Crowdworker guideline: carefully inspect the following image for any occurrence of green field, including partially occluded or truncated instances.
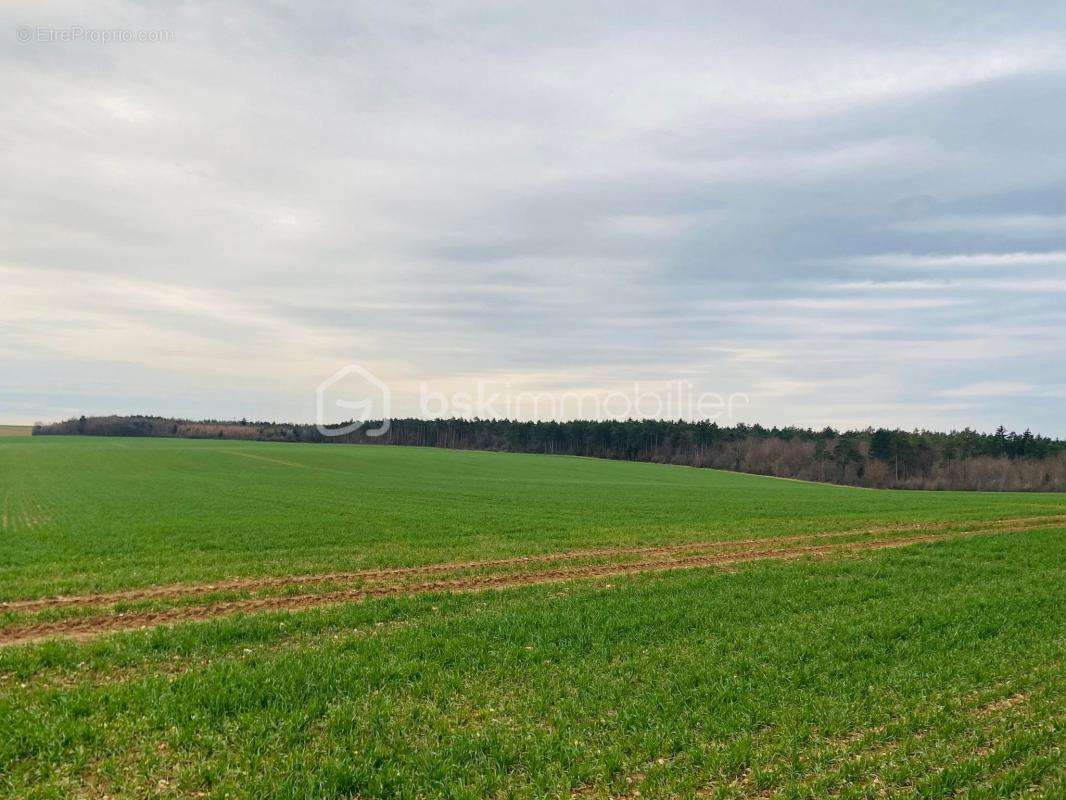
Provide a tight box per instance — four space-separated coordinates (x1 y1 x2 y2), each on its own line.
0 436 1062 798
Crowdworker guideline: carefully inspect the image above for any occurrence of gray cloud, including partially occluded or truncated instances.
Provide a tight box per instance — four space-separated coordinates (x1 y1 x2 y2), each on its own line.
2 1 1066 433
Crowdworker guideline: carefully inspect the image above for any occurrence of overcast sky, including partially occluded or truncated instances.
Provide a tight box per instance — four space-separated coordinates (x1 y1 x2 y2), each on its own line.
3 2 1066 433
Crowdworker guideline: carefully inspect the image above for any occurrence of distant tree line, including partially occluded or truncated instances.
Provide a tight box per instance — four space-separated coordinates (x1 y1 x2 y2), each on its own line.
34 415 1066 492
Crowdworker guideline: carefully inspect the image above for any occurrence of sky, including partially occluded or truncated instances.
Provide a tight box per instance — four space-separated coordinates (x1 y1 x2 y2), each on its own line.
3 1 1066 434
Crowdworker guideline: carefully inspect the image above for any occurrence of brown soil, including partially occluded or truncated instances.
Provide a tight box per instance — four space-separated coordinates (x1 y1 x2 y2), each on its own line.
5 514 1063 614
0 522 1056 647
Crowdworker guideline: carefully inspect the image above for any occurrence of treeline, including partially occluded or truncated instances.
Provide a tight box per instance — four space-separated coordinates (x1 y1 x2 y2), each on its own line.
34 415 1066 492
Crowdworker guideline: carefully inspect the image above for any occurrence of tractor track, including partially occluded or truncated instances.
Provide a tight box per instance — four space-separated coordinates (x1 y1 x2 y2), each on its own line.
4 513 1064 614
1 522 1059 646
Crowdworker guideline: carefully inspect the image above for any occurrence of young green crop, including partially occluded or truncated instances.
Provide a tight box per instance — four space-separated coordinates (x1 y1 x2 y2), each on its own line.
2 435 1065 599
0 530 1061 799
1 436 1063 798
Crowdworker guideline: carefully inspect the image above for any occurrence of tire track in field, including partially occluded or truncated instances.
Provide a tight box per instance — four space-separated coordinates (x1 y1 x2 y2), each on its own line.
5 514 1065 613
217 449 308 468
0 523 1057 646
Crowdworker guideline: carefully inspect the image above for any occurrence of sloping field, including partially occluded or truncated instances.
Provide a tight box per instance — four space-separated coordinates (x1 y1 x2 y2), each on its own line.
2 435 1065 599
0 436 1062 798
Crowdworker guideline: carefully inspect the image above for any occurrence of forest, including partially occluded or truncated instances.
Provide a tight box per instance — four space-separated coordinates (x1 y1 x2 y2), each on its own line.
34 415 1066 491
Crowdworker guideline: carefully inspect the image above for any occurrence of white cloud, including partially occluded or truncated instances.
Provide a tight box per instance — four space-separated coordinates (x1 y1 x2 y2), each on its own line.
939 382 1035 398
756 298 966 311
849 252 1066 269
2 1 1066 434
827 279 1066 292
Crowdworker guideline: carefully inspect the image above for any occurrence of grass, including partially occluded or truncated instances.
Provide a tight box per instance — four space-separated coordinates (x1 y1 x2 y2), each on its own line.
0 532 1062 798
0 426 31 437
1 435 1065 599
0 436 1062 798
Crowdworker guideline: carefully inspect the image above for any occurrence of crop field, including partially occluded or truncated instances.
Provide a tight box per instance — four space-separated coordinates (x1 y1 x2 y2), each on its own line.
0 435 1062 798
0 426 31 437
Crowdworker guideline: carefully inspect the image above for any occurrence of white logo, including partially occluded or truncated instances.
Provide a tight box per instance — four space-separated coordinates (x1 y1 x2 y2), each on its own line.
316 364 391 437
